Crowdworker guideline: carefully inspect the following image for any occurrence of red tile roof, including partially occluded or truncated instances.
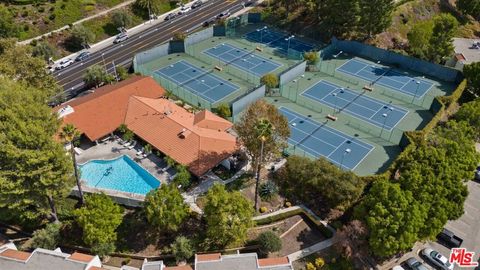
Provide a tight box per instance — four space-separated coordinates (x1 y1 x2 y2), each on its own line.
196 253 222 262
55 76 165 141
68 252 95 263
258 257 290 267
124 97 237 176
0 249 31 261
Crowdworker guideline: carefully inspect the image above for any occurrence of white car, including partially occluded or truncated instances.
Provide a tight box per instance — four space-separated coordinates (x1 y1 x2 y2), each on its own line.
55 58 74 70
422 248 454 270
178 5 191 15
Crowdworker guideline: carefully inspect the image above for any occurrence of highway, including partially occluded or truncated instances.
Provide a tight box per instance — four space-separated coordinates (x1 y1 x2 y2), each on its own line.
52 0 247 99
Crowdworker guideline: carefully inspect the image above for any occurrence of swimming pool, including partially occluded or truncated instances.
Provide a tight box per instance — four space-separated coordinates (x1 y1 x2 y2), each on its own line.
80 155 160 195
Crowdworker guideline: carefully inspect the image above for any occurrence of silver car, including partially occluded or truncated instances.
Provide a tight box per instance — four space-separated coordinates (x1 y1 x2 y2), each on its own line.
406 257 429 270
422 248 454 270
113 33 128 44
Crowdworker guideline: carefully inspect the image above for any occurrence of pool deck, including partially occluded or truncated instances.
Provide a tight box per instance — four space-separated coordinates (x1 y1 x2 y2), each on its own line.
77 139 175 187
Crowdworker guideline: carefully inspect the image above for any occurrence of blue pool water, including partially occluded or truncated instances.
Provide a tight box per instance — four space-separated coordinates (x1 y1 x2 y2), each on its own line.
80 155 160 195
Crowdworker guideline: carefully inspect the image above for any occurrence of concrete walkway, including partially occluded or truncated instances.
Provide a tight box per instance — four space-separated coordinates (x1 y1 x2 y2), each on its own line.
19 0 135 45
287 237 338 261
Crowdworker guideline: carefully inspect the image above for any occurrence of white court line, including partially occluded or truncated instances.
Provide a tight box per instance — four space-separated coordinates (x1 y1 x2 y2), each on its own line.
203 43 282 76
280 107 374 152
301 80 406 130
279 108 374 170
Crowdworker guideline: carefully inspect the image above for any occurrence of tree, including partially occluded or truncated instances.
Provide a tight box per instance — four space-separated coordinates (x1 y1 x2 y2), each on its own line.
256 231 282 255
463 62 480 97
74 193 123 257
32 42 56 62
427 14 458 63
115 65 129 81
303 51 319 68
135 0 167 15
320 0 359 37
143 144 153 155
204 184 254 247
67 24 95 51
456 0 480 20
357 0 395 38
30 223 61 249
407 20 434 60
276 156 364 210
144 184 189 232
0 39 61 96
0 6 19 38
173 31 187 41
173 165 191 189
455 99 480 137
355 180 425 257
334 220 368 260
164 156 177 168
84 65 114 88
123 129 134 141
112 10 132 29
0 78 74 223
59 124 84 205
171 236 194 263
234 100 289 211
216 103 232 119
260 73 279 93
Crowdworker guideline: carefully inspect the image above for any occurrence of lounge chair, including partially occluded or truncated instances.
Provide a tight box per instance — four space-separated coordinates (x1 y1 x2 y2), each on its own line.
123 140 131 147
128 140 137 150
136 148 144 156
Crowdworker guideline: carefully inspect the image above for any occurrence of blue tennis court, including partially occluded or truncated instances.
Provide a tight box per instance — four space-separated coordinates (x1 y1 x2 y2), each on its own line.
280 107 374 170
301 80 408 130
245 28 315 54
154 60 239 103
203 43 282 77
337 58 434 98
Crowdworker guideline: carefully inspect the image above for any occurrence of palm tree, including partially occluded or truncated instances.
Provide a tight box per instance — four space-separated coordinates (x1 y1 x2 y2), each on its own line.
60 124 84 205
253 118 274 212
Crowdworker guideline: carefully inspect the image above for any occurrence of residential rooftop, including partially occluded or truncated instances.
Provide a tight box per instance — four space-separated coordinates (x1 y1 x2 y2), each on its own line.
194 252 293 270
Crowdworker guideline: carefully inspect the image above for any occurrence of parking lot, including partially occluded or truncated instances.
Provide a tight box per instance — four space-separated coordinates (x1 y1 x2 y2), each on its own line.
380 178 480 270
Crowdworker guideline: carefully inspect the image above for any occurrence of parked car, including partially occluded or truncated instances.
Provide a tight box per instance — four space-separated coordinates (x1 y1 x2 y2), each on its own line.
164 12 176 21
178 5 191 15
113 33 128 44
475 165 480 181
406 257 429 270
217 10 231 19
437 228 463 248
192 0 203 9
422 248 454 270
243 0 253 6
55 58 74 70
393 266 406 270
75 51 90 62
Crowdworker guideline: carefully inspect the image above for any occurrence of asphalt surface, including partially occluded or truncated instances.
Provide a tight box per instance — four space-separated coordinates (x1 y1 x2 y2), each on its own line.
52 0 246 98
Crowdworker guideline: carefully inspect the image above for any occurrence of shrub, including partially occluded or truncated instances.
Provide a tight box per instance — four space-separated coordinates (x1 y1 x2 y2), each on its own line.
49 14 56 20
315 257 325 268
260 206 267 213
30 223 61 249
256 231 282 255
171 236 194 263
306 262 316 270
259 181 278 200
284 201 291 207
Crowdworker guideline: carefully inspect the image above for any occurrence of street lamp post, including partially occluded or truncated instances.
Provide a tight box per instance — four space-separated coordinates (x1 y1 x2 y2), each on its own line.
257 26 268 44
340 148 351 170
333 50 343 58
101 53 106 72
285 35 295 58
380 112 389 138
412 80 420 103
254 135 266 212
332 92 338 114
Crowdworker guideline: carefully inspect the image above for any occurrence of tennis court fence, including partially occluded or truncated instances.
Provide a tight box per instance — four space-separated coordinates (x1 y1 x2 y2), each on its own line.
331 38 463 83
279 61 307 88
231 85 266 121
